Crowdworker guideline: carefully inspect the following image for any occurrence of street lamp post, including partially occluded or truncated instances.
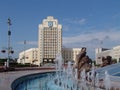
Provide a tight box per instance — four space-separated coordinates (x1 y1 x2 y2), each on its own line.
24 40 26 64
1 18 14 68
7 18 12 68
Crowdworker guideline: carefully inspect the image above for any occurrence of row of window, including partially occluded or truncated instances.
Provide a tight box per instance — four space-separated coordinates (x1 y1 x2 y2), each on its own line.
44 49 58 51
43 27 58 30
44 39 58 41
44 44 58 46
44 42 58 44
44 43 57 48
44 35 58 38
43 32 58 34
44 48 58 50
43 43 61 46
44 49 57 53
39 34 61 39
44 37 58 39
44 54 56 56
43 32 61 35
43 30 58 32
44 54 56 58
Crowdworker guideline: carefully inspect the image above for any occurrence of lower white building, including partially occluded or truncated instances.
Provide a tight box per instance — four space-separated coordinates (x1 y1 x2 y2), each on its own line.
95 48 111 64
17 48 38 65
112 46 120 62
95 45 120 64
18 47 82 65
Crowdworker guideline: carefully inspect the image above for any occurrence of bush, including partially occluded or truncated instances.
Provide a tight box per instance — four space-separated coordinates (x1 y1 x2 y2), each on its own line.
0 58 7 66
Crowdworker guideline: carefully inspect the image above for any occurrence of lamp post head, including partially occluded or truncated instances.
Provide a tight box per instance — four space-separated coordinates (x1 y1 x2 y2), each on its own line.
8 18 12 25
11 50 14 54
1 50 6 53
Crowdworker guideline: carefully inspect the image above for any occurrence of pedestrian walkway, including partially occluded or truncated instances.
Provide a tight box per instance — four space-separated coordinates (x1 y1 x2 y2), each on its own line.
0 69 55 90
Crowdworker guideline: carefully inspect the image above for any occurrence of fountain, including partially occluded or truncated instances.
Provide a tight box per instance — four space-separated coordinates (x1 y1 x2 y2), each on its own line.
47 53 78 90
46 49 117 90
46 52 95 90
12 48 120 90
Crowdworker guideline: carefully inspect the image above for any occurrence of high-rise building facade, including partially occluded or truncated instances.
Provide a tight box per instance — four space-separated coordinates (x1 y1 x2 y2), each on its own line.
38 16 62 65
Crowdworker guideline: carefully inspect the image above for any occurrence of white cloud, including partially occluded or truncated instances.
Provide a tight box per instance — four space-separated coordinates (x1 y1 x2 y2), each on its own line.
63 29 120 59
63 30 120 47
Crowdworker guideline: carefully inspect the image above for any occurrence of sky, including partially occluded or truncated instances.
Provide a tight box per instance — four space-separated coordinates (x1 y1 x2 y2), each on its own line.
0 0 120 59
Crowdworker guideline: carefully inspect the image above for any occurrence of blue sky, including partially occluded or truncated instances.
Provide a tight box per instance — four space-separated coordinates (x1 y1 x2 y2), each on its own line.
0 0 120 59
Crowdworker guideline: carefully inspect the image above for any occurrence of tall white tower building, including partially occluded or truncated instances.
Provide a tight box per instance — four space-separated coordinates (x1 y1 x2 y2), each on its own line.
38 16 62 65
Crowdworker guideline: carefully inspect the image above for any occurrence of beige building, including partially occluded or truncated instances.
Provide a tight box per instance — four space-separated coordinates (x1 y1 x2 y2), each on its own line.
38 16 62 65
62 48 81 63
17 48 38 64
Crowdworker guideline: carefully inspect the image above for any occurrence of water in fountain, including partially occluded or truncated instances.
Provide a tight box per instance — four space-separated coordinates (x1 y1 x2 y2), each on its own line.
47 53 80 90
47 53 109 90
95 73 99 87
79 69 88 90
104 71 111 90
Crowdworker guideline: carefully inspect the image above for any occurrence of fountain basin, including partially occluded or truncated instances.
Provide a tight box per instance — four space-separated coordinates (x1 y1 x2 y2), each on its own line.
11 72 55 90
11 62 120 90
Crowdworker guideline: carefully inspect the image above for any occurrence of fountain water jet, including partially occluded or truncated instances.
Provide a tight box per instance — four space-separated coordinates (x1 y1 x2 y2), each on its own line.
104 71 111 90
